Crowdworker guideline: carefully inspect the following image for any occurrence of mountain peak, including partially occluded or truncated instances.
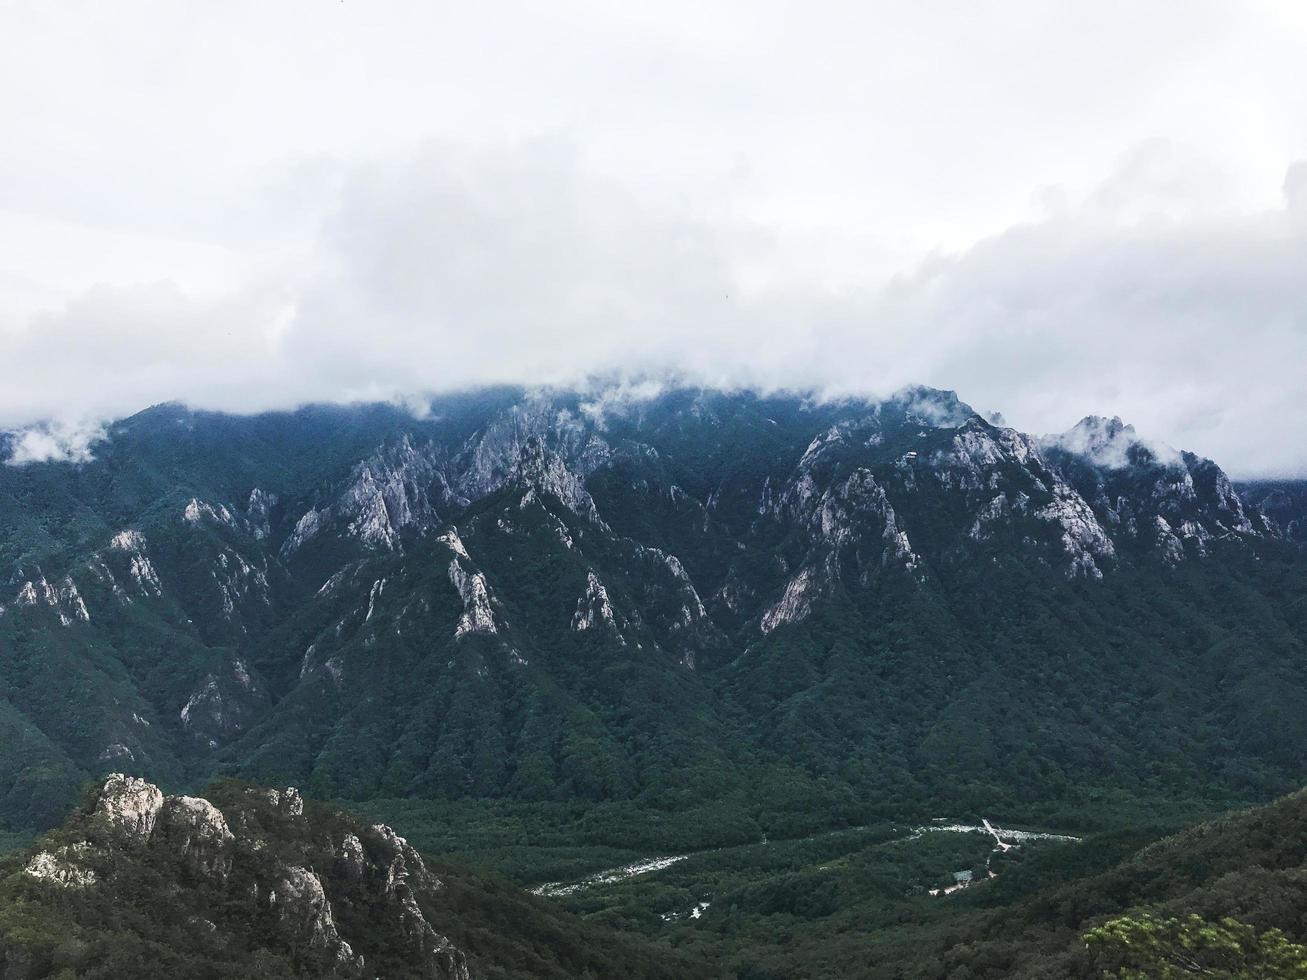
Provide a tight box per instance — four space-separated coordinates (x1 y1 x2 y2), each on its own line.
1044 414 1178 470
886 385 976 428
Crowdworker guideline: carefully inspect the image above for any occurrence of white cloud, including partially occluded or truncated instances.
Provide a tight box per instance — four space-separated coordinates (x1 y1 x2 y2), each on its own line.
2 3 1307 475
1039 416 1183 471
5 419 106 466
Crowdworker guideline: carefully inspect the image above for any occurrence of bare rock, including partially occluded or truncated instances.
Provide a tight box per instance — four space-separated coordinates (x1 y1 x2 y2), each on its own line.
158 795 235 879
24 845 96 888
272 866 364 972
96 773 164 841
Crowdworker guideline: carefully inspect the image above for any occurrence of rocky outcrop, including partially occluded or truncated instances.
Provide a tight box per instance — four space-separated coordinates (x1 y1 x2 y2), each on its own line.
104 529 163 598
246 488 278 539
211 547 271 619
339 833 366 878
340 438 442 550
179 659 269 747
17 777 476 978
1043 416 1274 563
252 785 305 817
23 844 96 888
448 560 499 638
513 436 608 529
448 397 611 503
761 566 822 634
764 445 923 616
1153 515 1187 565
435 526 504 638
435 526 471 560
273 866 364 971
627 544 721 666
96 773 164 840
1041 415 1174 470
157 795 235 879
367 822 468 976
284 507 323 553
1239 481 1307 544
11 572 90 626
1036 482 1116 580
572 571 627 642
183 498 237 527
282 436 449 556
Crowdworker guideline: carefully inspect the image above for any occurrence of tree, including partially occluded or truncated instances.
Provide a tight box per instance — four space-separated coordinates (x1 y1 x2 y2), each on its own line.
1084 912 1307 979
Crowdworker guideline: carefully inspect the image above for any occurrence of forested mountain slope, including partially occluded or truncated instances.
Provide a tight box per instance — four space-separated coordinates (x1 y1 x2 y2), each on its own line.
2 386 1304 835
1239 479 1307 545
868 784 1307 978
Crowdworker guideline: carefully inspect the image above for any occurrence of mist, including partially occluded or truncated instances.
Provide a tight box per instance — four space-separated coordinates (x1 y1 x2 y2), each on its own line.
3 2 1306 476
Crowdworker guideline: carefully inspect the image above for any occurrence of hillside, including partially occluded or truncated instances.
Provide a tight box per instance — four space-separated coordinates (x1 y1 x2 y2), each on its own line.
874 784 1307 978
1 385 1305 841
515 784 1307 978
0 775 701 979
1238 480 1307 545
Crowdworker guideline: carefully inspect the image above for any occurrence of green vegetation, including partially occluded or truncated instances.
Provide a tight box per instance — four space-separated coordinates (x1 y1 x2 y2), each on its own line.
0 779 705 980
2 390 1307 975
533 786 1307 978
8 779 1307 978
2 392 1305 840
1085 914 1307 979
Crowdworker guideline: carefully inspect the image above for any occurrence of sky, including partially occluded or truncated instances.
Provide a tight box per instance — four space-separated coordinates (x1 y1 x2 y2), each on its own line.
2 1 1306 476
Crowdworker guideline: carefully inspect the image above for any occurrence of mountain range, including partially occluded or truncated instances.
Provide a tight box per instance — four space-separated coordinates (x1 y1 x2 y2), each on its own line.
2 384 1305 840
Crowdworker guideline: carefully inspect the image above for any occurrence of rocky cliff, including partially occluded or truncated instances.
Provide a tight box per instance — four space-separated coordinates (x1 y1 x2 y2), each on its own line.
0 776 696 980
9 775 469 979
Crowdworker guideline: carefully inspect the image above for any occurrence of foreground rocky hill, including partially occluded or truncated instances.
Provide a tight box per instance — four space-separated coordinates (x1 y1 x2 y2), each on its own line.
0 775 698 979
1 385 1305 834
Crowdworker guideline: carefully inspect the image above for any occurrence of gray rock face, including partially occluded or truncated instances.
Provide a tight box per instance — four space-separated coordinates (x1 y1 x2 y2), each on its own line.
513 436 608 528
1041 415 1166 470
10 573 89 627
246 488 278 539
626 544 720 666
448 396 611 503
104 529 163 598
273 865 364 971
183 498 237 527
24 845 96 888
207 388 1281 666
372 822 441 894
158 795 235 879
96 773 164 840
282 436 449 556
369 824 468 980
339 833 366 878
572 571 627 642
1153 515 1187 565
20 777 476 978
179 659 269 747
761 566 821 634
339 437 444 550
448 560 499 638
256 785 305 817
1036 482 1116 580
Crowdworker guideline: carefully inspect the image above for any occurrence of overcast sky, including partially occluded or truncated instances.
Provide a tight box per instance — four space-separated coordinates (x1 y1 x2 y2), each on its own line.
2 1 1306 475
